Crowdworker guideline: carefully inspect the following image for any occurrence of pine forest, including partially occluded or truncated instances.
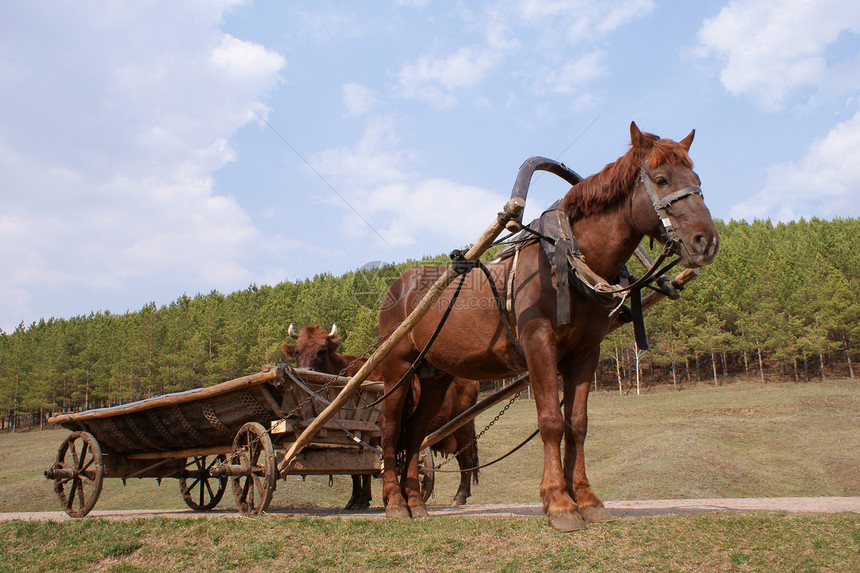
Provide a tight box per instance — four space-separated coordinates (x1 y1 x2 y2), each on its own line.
1 218 857 431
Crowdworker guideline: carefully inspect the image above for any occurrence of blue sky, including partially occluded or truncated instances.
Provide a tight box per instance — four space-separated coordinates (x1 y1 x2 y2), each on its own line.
2 0 859 331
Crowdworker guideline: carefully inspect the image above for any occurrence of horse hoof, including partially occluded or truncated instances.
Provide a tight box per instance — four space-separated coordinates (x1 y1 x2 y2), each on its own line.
451 494 468 507
579 505 614 523
409 505 430 519
386 505 411 519
548 511 587 532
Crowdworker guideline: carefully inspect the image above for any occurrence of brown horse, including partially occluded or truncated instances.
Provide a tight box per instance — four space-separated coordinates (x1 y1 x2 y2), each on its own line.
377 122 719 531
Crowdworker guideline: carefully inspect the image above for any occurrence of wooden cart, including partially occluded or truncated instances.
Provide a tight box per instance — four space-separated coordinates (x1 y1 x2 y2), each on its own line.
43 194 527 520
44 364 433 517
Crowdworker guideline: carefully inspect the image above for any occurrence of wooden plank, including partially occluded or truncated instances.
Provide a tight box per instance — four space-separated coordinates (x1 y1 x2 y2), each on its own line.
279 197 525 473
282 448 381 476
289 368 384 392
124 445 230 460
48 365 284 425
297 418 380 433
257 385 285 418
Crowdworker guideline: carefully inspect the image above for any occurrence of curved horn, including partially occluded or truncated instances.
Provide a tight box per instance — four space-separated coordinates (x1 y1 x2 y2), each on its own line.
329 323 339 338
288 323 298 338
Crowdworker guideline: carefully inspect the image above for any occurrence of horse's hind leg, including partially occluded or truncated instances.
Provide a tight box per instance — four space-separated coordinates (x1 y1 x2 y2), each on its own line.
561 354 613 524
451 422 477 506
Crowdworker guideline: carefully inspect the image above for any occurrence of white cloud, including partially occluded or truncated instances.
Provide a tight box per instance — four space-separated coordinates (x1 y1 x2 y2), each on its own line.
533 50 606 95
394 0 653 107
342 83 380 116
729 110 860 221
517 0 654 41
308 117 504 249
0 2 285 329
311 116 416 187
361 179 504 247
697 0 860 109
292 8 367 43
397 45 503 108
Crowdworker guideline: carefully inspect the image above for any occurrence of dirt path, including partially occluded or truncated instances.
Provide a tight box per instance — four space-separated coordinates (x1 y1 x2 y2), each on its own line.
3 497 858 523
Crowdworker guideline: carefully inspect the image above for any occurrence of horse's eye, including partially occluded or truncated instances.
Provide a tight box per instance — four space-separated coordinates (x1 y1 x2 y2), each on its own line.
655 176 668 185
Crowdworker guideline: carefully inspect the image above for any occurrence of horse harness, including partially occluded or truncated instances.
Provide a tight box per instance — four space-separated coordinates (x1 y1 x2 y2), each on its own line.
497 163 702 350
384 159 701 415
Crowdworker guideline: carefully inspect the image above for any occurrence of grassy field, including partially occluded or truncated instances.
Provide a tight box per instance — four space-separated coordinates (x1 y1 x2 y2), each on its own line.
2 513 858 572
1 379 858 572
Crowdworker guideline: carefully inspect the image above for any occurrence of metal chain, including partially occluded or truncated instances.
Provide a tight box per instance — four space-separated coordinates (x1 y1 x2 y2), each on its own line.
435 387 524 471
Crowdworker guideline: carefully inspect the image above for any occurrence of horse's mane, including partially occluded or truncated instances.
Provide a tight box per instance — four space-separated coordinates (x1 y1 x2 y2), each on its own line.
562 132 694 220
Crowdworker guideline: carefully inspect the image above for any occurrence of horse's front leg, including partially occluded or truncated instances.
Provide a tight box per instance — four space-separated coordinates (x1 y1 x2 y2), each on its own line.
401 375 453 518
522 330 586 531
561 353 614 524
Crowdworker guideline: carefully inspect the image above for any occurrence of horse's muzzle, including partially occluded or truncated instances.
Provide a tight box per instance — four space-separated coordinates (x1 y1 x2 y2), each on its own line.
684 232 719 267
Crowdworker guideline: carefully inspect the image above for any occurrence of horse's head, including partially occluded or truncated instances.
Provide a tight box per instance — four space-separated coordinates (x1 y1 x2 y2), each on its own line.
628 122 719 268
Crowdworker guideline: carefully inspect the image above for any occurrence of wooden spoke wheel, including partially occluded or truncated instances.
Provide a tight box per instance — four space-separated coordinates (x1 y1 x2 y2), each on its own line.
230 422 276 516
419 448 435 502
49 431 104 518
180 454 227 511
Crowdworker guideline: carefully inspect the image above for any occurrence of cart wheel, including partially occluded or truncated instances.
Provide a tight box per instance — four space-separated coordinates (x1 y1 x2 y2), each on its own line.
50 431 104 518
230 422 276 516
419 448 435 502
180 454 227 511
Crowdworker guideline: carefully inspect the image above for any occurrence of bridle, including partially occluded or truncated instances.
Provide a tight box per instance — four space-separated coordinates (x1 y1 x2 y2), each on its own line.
636 161 703 256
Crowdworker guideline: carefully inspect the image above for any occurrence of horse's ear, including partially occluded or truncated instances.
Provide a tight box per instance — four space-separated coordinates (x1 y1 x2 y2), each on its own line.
679 129 695 150
630 121 643 148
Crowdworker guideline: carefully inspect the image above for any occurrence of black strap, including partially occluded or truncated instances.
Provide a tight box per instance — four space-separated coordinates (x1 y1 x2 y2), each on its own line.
555 238 573 325
475 261 526 361
630 286 648 350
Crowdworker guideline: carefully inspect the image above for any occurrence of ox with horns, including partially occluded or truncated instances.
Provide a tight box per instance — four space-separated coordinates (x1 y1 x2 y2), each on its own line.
282 323 481 509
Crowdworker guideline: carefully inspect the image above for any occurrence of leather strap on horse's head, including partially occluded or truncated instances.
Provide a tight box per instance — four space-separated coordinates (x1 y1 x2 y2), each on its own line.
638 162 702 253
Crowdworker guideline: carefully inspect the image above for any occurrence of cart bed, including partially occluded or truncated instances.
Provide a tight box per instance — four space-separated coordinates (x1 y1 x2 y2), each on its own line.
47 365 384 456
